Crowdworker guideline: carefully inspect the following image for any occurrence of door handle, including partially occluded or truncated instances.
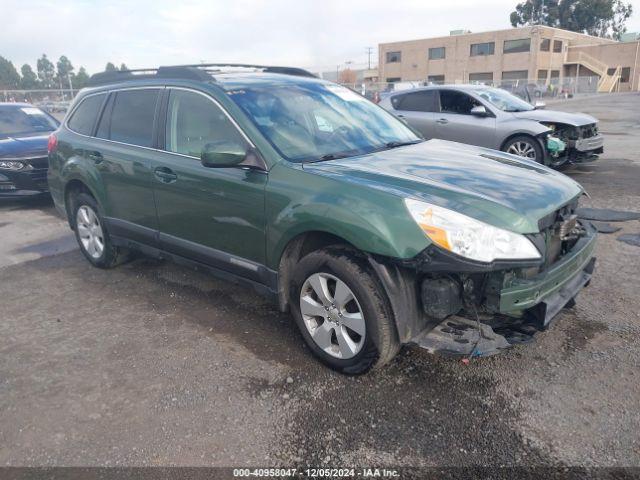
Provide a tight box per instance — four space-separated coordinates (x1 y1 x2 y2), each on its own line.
154 167 178 183
87 151 103 164
436 118 449 125
396 114 405 118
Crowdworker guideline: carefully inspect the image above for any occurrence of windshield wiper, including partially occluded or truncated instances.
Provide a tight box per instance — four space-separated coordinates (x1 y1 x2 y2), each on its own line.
372 139 423 152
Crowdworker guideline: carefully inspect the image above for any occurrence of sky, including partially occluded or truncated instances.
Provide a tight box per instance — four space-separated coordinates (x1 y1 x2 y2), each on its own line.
2 0 640 75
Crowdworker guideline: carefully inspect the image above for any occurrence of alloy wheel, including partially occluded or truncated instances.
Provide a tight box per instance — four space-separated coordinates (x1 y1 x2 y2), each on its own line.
507 141 536 159
299 272 366 359
76 205 105 259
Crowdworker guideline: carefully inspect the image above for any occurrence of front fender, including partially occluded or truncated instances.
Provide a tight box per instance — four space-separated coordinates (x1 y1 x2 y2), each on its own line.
265 163 430 270
497 119 551 149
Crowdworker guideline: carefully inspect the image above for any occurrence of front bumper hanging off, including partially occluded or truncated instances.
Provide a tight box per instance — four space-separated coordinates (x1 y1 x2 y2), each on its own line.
409 222 598 357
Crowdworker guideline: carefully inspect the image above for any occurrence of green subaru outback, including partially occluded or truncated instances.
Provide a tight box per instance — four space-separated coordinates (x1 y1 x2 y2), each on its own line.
47 64 596 374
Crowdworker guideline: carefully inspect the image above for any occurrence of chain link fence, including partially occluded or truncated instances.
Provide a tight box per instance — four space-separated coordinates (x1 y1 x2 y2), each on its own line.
340 75 602 103
3 75 604 113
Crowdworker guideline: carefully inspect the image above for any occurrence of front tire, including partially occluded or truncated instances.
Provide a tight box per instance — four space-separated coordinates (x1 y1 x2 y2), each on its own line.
290 247 399 374
502 135 544 164
72 192 129 269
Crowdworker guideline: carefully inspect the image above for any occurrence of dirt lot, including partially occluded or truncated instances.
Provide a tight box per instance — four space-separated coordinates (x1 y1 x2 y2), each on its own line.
0 93 639 469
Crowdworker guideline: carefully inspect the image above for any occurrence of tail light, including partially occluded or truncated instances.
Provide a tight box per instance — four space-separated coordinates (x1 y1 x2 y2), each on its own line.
47 133 58 154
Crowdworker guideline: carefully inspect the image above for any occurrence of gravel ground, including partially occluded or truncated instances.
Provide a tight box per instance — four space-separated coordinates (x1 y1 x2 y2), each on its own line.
0 93 638 469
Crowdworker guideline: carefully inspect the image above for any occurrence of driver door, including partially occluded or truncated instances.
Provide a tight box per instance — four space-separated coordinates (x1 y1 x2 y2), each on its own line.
434 89 496 148
151 88 268 278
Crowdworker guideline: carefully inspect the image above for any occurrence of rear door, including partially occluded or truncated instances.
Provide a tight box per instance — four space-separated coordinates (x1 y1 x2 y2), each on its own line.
93 88 161 245
151 88 268 282
391 90 438 138
434 89 496 148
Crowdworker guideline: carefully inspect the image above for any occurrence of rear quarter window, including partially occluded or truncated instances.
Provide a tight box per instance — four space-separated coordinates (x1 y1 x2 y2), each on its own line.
67 94 106 136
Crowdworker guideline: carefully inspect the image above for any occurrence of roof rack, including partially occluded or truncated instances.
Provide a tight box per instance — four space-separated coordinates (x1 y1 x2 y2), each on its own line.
88 63 317 86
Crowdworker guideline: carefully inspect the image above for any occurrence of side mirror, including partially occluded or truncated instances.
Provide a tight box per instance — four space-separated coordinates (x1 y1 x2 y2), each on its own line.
201 142 247 168
534 101 546 110
470 105 489 117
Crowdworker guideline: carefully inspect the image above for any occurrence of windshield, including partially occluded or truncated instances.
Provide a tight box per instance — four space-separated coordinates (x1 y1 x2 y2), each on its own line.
475 88 534 112
0 105 58 138
226 82 421 162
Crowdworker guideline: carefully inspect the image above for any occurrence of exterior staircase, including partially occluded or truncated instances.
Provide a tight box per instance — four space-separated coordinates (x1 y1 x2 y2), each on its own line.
564 49 621 93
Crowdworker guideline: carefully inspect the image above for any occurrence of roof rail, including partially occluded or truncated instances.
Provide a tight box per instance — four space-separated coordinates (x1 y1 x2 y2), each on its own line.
88 63 316 86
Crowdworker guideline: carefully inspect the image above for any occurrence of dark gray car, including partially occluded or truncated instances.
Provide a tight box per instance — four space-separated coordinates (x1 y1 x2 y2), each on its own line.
379 85 604 168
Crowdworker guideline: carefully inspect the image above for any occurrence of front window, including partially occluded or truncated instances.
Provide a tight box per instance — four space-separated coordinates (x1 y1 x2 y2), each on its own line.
226 82 421 162
0 105 58 138
475 87 534 112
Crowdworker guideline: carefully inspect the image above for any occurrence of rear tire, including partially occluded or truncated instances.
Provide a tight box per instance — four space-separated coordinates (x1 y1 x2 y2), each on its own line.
71 192 129 269
502 135 544 164
290 247 400 374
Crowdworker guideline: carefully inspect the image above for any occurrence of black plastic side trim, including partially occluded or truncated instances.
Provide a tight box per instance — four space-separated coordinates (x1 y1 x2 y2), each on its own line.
158 232 277 290
104 217 158 247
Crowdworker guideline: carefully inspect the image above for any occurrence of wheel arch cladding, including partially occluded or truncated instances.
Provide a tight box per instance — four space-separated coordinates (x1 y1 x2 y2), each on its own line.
276 231 358 313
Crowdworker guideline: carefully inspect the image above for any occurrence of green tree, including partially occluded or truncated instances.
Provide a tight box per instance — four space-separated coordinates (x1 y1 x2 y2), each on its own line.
56 55 75 88
37 54 56 88
0 56 21 89
73 67 90 89
119 63 128 71
510 0 633 39
20 64 39 89
105 62 117 72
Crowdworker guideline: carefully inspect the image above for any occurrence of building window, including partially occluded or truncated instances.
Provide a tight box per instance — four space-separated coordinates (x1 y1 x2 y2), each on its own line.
537 69 548 81
427 75 445 84
540 39 550 52
470 42 495 56
469 72 493 83
607 67 617 75
503 38 531 54
428 47 445 60
550 70 560 84
386 51 401 63
621 67 631 83
386 77 401 83
553 40 563 53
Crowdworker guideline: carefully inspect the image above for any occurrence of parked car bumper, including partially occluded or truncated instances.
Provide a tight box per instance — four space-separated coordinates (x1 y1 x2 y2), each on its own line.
574 134 604 153
0 168 50 197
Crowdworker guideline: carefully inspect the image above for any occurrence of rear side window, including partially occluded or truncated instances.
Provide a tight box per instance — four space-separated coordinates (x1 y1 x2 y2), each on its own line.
67 94 106 136
108 89 159 147
394 91 437 112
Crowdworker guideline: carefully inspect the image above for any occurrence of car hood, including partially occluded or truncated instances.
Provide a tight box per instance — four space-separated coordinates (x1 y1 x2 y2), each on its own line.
303 140 583 234
511 109 597 126
0 133 49 158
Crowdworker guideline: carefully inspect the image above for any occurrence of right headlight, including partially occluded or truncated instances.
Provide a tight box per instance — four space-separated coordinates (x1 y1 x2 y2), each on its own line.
404 198 541 263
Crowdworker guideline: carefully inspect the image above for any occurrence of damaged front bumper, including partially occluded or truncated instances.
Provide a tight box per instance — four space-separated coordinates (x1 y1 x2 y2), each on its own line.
371 222 597 358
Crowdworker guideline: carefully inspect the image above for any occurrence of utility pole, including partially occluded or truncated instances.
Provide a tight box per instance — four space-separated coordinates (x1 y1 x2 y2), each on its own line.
365 47 373 70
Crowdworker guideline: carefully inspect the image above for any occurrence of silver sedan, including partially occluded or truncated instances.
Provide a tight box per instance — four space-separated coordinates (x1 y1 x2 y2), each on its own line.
379 85 603 168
